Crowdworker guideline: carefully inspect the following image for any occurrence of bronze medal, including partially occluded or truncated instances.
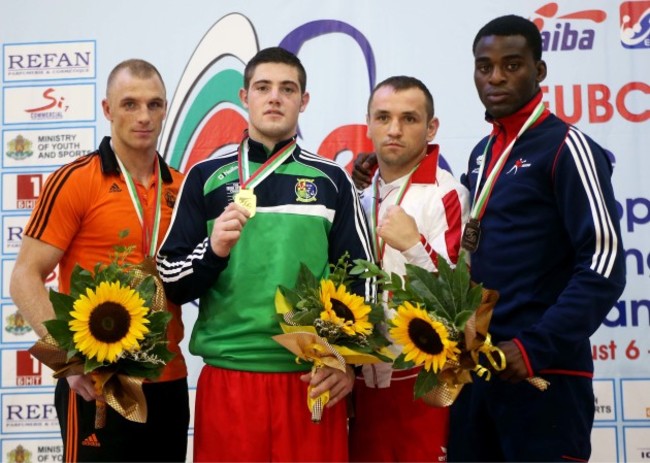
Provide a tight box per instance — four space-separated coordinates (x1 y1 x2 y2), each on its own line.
461 218 481 252
234 188 256 217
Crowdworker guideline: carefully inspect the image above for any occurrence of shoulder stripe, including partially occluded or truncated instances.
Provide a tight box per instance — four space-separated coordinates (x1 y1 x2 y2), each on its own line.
347 179 375 300
293 151 339 193
298 149 340 167
25 154 96 239
565 128 618 277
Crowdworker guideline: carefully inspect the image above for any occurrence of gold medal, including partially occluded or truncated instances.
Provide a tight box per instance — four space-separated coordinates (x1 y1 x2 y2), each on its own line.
234 188 256 217
461 218 481 252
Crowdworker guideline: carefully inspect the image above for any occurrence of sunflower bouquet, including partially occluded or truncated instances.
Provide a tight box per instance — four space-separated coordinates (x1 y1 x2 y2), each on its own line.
273 253 392 422
350 251 546 406
28 238 174 427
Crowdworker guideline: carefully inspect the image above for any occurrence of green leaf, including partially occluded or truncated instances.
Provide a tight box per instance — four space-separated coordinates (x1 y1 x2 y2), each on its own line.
43 319 74 349
392 353 416 370
48 290 75 321
454 310 474 331
149 342 176 363
452 251 471 315
83 357 105 374
136 276 156 307
436 256 458 319
290 308 319 325
408 280 450 319
351 259 384 277
146 311 172 336
461 284 484 323
295 263 319 292
368 302 386 325
414 368 439 399
278 286 300 309
69 266 94 299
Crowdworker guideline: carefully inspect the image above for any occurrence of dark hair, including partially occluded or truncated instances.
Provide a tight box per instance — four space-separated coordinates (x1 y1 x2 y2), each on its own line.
473 15 543 61
368 75 435 120
243 47 307 94
106 59 165 95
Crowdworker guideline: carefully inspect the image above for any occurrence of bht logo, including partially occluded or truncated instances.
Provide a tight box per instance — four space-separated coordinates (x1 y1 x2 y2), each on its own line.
16 173 44 209
16 350 42 386
620 1 650 49
531 3 607 51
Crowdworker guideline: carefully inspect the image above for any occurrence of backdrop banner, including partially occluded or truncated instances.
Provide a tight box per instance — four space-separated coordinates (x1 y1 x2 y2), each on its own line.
1 1 648 461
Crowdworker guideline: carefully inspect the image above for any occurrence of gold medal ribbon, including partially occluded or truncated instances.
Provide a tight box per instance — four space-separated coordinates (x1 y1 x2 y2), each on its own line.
235 132 297 217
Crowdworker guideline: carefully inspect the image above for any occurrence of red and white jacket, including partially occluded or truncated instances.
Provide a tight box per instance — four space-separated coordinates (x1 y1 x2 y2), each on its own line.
359 144 470 387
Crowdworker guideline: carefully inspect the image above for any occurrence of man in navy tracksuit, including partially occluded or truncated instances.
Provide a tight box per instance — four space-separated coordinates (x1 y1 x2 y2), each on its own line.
447 15 626 462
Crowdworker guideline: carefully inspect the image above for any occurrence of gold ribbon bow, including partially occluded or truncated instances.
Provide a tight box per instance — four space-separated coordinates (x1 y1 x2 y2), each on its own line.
273 331 346 422
470 333 506 380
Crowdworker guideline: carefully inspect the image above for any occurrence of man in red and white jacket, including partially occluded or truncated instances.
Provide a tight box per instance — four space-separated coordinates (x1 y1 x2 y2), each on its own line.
349 75 469 462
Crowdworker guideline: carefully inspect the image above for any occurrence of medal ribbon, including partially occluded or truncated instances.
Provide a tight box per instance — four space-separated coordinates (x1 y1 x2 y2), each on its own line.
114 154 162 258
238 135 297 190
469 102 545 220
370 164 418 262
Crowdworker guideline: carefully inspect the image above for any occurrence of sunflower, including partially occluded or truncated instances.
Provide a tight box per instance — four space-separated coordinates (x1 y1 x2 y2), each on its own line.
69 281 151 363
319 279 372 336
390 301 460 373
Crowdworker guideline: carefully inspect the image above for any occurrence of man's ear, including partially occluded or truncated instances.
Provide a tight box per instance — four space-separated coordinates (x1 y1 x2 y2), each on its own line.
239 88 249 109
299 91 310 113
101 99 112 121
536 60 547 84
426 117 440 142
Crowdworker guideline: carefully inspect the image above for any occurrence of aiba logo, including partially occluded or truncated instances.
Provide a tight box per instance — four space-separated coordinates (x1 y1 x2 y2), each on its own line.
620 1 650 49
531 3 607 51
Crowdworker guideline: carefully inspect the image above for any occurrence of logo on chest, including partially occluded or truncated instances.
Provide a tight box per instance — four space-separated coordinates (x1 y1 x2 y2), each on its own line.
295 178 317 203
506 158 531 175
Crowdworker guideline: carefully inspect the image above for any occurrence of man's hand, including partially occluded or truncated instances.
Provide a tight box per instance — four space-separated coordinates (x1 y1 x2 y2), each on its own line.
352 152 378 190
497 340 529 383
67 374 101 402
377 205 420 251
300 365 355 408
210 202 250 257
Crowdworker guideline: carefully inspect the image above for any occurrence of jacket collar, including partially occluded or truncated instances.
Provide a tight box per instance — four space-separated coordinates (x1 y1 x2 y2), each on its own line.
486 91 550 140
247 134 297 158
410 144 440 184
98 136 174 183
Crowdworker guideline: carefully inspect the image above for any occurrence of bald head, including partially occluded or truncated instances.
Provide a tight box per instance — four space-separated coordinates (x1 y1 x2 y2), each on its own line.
106 59 165 98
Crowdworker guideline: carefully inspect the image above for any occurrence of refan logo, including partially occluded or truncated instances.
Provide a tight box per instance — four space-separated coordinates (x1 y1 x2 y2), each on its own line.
531 3 607 51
